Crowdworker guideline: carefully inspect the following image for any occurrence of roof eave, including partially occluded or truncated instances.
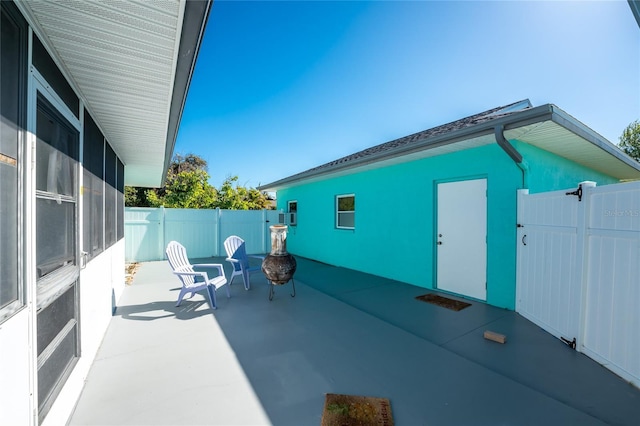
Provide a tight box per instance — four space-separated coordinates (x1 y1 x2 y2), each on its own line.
260 105 640 192
161 0 212 187
258 105 555 191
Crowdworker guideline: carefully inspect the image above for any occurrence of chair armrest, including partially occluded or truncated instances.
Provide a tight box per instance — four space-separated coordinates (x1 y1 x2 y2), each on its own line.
225 257 240 264
173 269 209 281
192 263 225 277
248 255 265 261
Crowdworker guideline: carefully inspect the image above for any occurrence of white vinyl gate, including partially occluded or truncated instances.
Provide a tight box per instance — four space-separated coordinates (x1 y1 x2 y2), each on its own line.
517 180 640 388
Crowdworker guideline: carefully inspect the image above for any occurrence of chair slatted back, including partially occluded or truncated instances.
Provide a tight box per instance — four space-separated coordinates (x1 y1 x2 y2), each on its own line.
166 241 195 287
224 236 249 272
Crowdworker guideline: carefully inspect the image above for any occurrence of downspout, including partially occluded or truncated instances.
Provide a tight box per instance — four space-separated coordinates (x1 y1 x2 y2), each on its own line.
494 124 529 188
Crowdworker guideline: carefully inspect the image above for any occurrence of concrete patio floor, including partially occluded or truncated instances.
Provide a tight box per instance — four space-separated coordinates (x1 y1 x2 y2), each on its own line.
69 256 640 425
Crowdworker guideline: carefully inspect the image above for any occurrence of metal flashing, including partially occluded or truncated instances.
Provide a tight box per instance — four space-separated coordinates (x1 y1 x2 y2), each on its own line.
630 1 640 27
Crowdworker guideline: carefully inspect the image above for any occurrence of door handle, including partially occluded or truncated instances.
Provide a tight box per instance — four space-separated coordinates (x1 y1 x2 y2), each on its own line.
522 234 527 246
80 251 89 269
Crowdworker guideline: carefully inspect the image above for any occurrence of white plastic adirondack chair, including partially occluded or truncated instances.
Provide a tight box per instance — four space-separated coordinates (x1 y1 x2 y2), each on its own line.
166 241 229 309
223 235 264 290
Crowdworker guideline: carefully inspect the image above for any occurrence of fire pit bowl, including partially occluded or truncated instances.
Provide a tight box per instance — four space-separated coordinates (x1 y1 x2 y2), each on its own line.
262 225 296 300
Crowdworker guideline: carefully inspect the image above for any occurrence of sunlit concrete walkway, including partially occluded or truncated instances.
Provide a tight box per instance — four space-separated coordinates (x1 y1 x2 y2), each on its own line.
69 257 640 425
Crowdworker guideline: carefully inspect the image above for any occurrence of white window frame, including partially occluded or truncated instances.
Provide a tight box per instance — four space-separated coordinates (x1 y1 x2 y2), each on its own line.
336 194 355 230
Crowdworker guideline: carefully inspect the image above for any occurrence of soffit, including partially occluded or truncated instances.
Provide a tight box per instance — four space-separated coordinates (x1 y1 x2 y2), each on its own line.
22 0 186 187
506 121 640 180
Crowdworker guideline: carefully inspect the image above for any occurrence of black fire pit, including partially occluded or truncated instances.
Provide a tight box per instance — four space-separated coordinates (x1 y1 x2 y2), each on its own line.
261 224 296 300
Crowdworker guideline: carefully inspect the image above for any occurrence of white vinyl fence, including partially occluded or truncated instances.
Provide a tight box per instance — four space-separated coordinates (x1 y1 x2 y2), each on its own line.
125 207 280 262
517 180 640 387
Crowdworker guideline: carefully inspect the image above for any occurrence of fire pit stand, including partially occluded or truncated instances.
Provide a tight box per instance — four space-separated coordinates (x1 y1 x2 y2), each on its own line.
267 277 295 301
261 225 297 301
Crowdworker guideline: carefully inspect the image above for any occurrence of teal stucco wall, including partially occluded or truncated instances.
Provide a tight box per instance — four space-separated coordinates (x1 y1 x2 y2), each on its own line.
513 141 619 192
276 142 620 310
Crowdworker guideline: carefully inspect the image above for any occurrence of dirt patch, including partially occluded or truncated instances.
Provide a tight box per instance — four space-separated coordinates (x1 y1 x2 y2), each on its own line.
321 393 394 426
125 263 140 285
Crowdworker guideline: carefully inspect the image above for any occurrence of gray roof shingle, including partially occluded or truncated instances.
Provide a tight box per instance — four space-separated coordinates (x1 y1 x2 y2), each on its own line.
261 100 532 189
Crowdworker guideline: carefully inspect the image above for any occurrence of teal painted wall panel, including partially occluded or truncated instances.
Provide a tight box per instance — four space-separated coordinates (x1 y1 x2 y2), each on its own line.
277 141 622 310
278 144 522 309
513 141 619 193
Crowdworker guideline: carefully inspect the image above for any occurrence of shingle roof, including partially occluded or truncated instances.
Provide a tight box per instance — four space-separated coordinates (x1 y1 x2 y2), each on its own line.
302 100 532 175
260 100 532 190
258 99 640 190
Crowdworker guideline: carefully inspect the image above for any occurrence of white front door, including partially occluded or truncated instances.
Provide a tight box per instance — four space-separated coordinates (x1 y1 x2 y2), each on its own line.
436 178 487 300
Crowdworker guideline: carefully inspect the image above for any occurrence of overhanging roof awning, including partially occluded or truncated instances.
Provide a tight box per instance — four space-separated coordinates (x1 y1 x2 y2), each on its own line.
18 0 211 187
259 103 640 191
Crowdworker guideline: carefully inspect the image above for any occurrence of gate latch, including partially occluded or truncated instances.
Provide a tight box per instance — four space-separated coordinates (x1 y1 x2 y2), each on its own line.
561 336 577 350
565 184 583 202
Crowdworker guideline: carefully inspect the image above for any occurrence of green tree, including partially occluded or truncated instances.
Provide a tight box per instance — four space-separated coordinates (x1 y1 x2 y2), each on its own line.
216 176 272 210
149 168 218 209
124 153 272 210
124 186 152 207
619 120 640 161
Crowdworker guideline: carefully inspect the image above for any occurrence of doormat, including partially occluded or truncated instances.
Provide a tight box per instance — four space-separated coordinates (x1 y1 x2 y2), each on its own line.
321 393 394 426
415 293 471 311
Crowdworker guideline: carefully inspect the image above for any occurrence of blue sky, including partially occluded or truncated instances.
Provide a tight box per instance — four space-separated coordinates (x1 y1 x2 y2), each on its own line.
175 0 639 189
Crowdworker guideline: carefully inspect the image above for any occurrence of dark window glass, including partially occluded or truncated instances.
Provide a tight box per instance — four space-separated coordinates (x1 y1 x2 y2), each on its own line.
105 143 116 187
117 159 124 193
90 173 104 256
116 159 124 240
104 144 116 247
117 190 124 241
83 111 103 177
32 35 79 118
1 6 20 158
82 111 104 258
36 110 77 196
82 169 90 257
105 184 116 248
0 1 26 316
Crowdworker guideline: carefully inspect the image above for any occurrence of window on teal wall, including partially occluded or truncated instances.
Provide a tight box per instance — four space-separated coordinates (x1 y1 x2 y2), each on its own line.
336 194 355 229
